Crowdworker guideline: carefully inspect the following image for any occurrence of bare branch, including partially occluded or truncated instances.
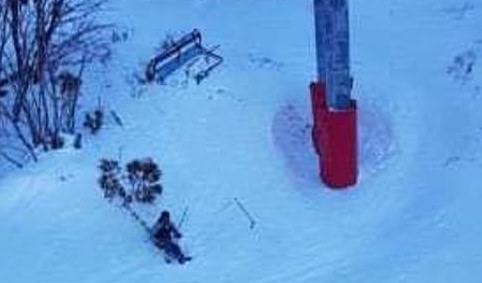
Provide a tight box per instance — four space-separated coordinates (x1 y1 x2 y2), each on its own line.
0 0 111 165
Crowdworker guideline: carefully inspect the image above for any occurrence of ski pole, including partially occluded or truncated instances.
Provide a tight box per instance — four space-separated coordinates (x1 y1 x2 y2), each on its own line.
177 206 189 229
233 197 256 230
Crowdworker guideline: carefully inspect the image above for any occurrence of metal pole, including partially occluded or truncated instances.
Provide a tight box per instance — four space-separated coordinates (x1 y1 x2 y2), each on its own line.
311 0 358 188
314 0 352 110
314 0 328 84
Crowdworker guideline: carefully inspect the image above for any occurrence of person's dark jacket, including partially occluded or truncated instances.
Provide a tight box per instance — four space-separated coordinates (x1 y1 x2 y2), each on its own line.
151 218 182 245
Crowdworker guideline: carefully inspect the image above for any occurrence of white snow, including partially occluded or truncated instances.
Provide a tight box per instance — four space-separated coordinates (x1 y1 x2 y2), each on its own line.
1 0 482 282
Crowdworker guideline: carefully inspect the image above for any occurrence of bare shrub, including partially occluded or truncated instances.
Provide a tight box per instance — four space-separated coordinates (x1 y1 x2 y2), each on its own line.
0 0 112 166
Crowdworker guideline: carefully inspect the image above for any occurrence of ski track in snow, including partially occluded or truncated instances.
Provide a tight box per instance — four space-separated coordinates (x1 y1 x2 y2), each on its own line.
1 0 482 282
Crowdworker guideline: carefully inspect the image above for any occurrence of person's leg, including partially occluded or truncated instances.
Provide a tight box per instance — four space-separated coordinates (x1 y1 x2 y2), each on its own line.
165 242 188 263
167 242 182 256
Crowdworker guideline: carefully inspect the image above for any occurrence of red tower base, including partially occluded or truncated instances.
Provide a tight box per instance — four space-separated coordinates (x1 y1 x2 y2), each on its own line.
310 82 358 189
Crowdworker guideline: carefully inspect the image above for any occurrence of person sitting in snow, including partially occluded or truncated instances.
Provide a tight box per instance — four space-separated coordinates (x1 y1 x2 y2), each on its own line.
151 210 191 264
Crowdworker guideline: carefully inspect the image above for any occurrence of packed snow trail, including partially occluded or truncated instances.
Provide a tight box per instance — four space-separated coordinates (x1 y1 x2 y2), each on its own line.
1 0 482 282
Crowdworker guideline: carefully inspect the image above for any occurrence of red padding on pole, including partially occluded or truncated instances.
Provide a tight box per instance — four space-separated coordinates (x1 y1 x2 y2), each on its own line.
310 82 358 189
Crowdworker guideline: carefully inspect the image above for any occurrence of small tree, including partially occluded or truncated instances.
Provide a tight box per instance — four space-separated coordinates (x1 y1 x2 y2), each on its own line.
97 158 163 205
83 109 104 134
98 158 126 201
0 0 111 166
126 158 163 204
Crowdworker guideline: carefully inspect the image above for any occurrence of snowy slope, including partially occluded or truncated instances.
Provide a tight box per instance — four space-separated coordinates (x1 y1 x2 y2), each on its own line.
1 0 482 282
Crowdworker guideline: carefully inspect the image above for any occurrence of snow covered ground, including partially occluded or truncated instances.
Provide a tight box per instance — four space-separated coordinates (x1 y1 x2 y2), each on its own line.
1 0 482 282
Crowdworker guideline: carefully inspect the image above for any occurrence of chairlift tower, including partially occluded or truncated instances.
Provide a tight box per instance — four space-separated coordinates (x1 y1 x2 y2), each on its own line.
311 0 358 188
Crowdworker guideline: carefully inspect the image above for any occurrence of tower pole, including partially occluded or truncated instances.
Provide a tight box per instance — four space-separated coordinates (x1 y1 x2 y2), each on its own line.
310 0 358 189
